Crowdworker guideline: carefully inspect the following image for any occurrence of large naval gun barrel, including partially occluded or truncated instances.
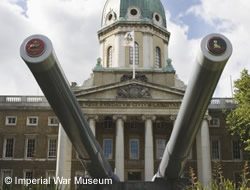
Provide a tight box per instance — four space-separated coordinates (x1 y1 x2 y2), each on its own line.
20 35 119 182
155 33 233 180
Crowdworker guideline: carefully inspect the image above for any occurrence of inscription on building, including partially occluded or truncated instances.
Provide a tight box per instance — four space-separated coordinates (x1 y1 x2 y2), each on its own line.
81 101 181 109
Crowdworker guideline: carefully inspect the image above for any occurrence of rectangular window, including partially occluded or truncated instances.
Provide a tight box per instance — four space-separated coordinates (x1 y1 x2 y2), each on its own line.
4 138 14 158
26 139 35 158
156 139 165 159
104 117 113 129
130 139 139 160
1 170 12 188
48 138 57 158
24 170 33 179
211 139 220 160
27 116 38 126
103 139 113 159
5 116 17 126
232 140 241 160
48 117 59 126
210 118 220 127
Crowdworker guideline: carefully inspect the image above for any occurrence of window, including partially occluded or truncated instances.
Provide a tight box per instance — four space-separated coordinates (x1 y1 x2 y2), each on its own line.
48 138 57 158
155 14 160 22
27 116 38 126
130 139 139 159
107 47 112 68
129 42 139 65
128 119 138 129
4 138 14 158
24 170 33 179
211 139 220 160
1 170 12 188
48 117 58 126
128 7 141 19
155 121 164 129
210 118 220 127
103 139 113 159
5 116 17 126
104 117 113 129
106 12 117 22
156 139 165 159
153 12 162 26
232 140 241 160
155 47 161 68
26 138 35 158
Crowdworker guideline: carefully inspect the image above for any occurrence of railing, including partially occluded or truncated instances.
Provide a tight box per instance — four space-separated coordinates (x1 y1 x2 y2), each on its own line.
0 96 49 107
209 98 237 109
0 96 236 108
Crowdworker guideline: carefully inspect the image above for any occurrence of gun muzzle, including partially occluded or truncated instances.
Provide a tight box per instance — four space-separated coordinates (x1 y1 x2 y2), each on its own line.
20 34 119 182
155 33 232 179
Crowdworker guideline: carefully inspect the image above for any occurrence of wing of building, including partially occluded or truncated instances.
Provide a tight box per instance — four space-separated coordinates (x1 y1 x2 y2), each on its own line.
0 0 248 189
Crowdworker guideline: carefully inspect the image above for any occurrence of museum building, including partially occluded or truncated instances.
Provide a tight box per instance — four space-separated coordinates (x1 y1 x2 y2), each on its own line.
0 0 248 189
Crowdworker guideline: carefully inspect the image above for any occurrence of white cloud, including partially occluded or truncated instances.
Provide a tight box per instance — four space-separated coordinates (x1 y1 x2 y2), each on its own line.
0 0 106 95
169 0 250 97
190 0 250 97
166 11 200 84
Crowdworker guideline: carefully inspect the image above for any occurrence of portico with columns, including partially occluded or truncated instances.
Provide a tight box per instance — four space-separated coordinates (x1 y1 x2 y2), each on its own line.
64 108 212 182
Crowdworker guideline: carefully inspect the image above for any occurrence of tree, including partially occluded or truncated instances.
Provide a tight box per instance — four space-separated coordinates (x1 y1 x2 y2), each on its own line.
226 69 250 151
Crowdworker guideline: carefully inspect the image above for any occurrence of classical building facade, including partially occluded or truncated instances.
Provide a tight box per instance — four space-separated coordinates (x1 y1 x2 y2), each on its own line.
0 0 248 189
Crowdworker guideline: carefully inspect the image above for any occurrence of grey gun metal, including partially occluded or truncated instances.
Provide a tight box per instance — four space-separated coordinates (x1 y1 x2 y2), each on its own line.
155 33 232 180
20 34 119 183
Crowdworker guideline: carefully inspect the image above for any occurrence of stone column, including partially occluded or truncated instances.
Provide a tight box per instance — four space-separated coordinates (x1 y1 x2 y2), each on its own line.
86 115 98 137
196 116 212 188
113 115 126 181
115 34 125 68
170 115 177 126
56 124 72 190
100 42 104 66
142 115 156 181
164 43 168 67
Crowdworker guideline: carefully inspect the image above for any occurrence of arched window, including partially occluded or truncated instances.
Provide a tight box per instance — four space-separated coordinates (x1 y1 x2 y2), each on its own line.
155 47 161 68
107 46 112 67
129 42 139 65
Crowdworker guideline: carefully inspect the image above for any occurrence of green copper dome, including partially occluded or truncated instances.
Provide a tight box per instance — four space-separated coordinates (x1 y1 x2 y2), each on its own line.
101 0 167 28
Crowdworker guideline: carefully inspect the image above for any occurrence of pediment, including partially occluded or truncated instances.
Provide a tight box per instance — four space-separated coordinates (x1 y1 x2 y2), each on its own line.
74 80 184 101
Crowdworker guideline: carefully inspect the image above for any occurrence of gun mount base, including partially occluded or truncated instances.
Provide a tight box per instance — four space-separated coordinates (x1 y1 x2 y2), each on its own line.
79 178 189 190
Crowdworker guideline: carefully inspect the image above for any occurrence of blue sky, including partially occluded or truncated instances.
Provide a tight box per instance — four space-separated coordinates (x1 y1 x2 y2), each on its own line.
0 0 249 97
164 0 214 39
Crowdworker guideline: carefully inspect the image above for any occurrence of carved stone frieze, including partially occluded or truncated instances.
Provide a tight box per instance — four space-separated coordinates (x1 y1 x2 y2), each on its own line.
120 74 148 82
117 84 151 99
